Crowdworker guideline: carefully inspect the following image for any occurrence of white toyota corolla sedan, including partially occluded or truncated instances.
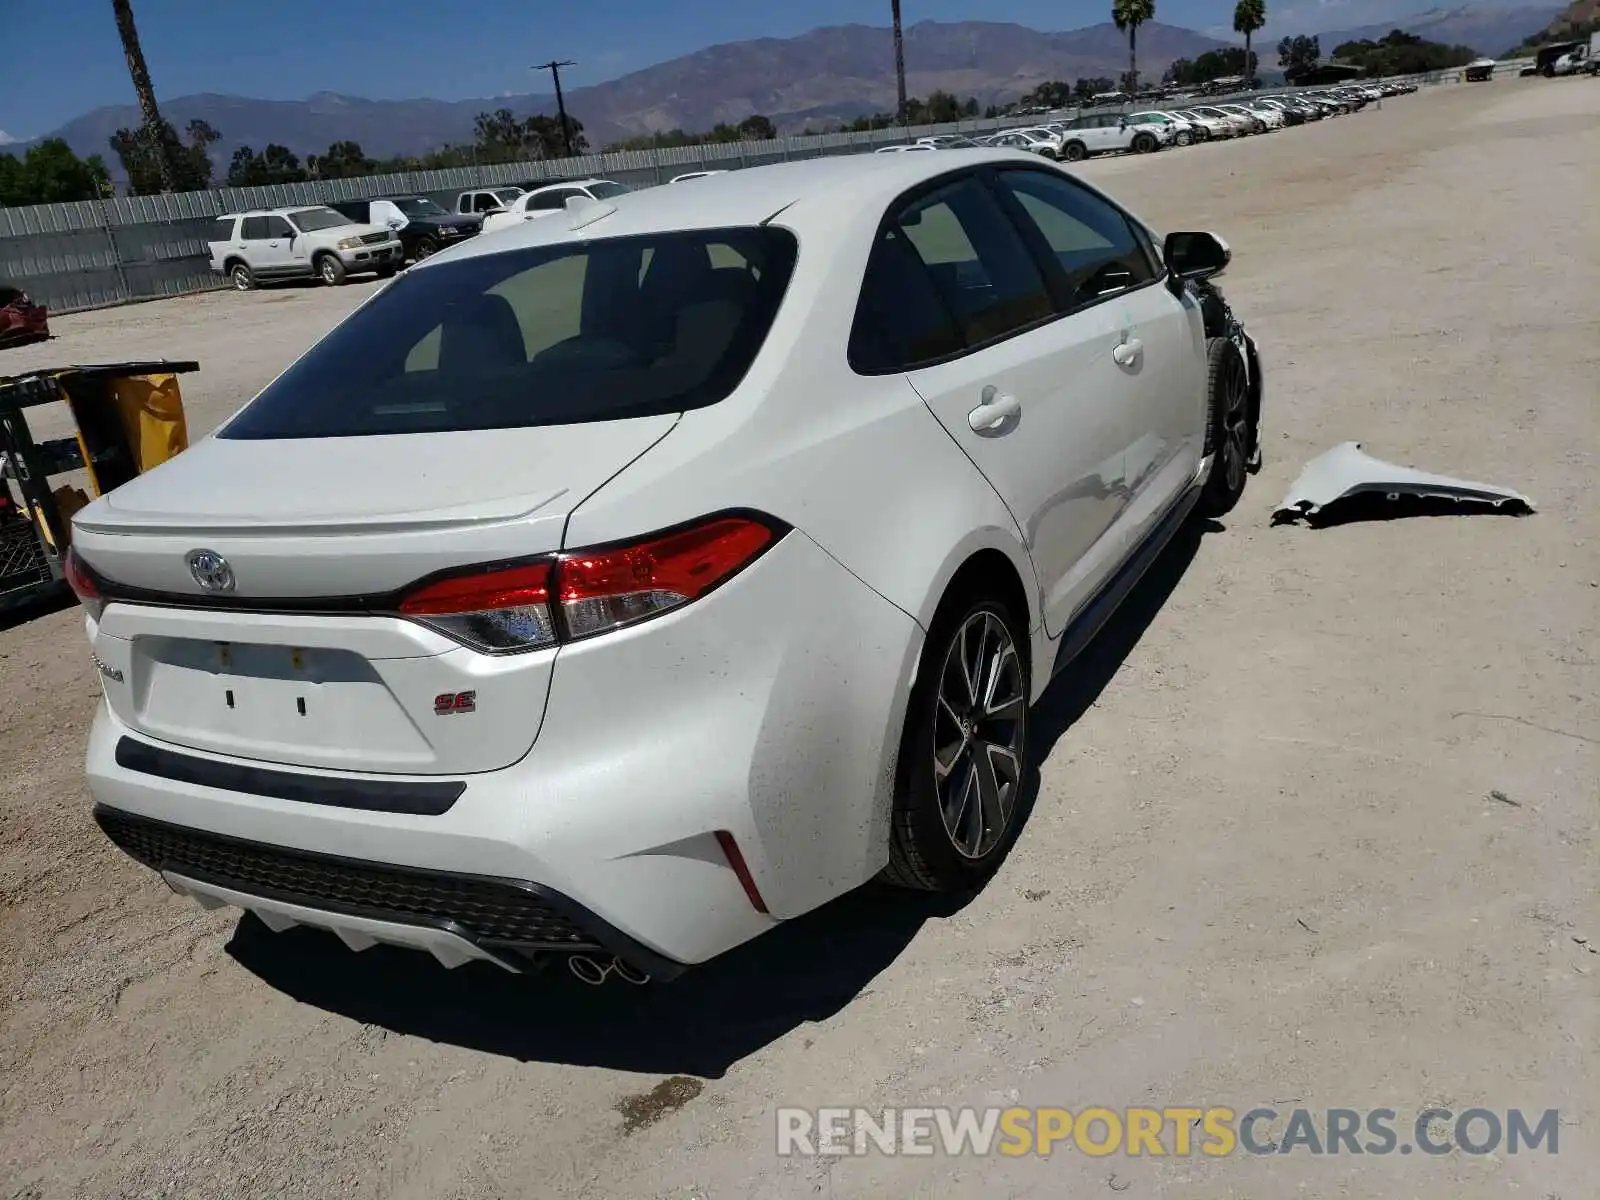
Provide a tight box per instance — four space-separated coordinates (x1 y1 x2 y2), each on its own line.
68 151 1263 984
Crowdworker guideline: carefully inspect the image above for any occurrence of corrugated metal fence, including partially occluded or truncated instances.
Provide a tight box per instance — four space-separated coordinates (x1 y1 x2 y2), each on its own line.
0 69 1492 314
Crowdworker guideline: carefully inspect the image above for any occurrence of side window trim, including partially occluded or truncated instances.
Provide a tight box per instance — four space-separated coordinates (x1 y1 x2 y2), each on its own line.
980 165 1166 319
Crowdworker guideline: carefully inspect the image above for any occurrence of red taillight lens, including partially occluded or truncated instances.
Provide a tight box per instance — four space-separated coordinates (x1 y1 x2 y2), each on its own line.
392 516 781 653
557 517 776 640
398 561 556 653
63 547 106 620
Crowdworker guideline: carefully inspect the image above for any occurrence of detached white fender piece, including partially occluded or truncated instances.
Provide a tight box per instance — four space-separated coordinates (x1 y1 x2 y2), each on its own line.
1273 442 1536 523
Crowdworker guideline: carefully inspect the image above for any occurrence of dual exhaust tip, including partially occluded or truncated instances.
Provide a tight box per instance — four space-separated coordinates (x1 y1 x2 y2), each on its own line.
567 953 651 986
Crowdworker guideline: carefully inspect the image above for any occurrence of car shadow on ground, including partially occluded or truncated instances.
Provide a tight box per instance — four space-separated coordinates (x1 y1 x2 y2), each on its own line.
226 516 1220 1078
0 582 73 632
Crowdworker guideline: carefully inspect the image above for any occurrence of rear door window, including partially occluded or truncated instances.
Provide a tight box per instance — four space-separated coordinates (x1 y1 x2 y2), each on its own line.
240 216 269 241
220 228 799 439
891 175 1053 348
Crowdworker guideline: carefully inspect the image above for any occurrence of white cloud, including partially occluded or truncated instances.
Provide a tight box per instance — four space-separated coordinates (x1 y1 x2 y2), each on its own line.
0 130 20 145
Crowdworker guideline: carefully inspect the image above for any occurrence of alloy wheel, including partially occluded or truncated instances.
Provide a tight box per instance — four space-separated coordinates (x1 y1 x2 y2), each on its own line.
933 610 1026 860
320 258 339 284
1218 345 1251 494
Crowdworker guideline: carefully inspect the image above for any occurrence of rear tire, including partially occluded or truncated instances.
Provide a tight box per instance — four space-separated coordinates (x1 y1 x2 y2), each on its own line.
228 262 254 291
316 254 347 286
883 594 1030 892
1197 337 1254 518
1062 140 1088 162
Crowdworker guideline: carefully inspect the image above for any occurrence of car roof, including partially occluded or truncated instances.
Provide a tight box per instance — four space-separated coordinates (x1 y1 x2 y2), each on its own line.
216 205 342 219
417 150 1058 269
526 178 612 194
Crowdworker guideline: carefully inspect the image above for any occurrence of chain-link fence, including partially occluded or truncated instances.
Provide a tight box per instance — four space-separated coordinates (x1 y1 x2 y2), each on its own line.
0 69 1495 315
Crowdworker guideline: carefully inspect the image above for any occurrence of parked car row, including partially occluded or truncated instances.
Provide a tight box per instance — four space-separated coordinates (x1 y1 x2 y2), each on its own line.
207 178 638 289
876 79 1417 163
206 81 1420 293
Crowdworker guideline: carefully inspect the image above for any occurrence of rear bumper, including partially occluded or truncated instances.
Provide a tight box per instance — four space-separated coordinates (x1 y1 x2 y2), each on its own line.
83 529 924 972
95 804 685 978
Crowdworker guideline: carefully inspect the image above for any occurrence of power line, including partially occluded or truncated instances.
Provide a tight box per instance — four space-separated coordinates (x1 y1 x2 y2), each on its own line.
534 59 578 157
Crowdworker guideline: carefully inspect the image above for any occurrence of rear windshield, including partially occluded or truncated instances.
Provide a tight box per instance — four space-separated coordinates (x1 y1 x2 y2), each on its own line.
588 181 629 200
220 227 799 440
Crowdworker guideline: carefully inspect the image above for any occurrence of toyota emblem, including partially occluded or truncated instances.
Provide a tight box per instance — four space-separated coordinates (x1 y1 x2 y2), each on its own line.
186 549 236 593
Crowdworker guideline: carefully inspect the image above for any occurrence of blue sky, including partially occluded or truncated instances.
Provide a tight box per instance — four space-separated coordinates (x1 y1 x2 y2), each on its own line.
0 0 1270 140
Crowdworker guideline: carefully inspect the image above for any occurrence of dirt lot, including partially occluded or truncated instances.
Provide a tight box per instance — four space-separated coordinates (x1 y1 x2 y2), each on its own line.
2 78 1596 1199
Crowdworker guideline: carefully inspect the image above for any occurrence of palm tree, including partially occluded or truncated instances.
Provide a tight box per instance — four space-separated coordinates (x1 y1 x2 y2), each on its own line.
891 0 909 127
111 0 175 191
1233 0 1268 87
1112 0 1157 95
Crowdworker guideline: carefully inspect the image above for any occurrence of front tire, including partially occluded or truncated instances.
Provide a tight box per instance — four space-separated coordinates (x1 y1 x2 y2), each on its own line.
1176 130 1192 146
1132 132 1158 153
412 235 439 261
1197 337 1255 518
316 254 347 286
883 596 1030 892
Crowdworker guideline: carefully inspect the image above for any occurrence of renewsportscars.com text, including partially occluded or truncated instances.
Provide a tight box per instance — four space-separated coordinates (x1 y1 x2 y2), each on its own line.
775 1106 1560 1158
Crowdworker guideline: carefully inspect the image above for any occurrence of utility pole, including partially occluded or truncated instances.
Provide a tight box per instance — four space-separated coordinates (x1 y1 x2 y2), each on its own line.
891 0 908 129
534 59 578 157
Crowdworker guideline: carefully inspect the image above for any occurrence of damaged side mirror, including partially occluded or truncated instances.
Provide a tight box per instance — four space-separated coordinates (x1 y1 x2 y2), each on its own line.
1163 231 1231 293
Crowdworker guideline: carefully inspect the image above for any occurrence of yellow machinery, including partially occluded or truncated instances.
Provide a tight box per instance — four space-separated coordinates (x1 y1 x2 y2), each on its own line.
0 361 197 611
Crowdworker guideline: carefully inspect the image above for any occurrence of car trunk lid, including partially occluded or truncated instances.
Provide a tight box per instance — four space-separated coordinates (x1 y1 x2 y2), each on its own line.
75 417 676 775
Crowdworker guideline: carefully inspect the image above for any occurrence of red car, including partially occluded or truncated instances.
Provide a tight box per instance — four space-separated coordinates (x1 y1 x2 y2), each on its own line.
0 284 49 349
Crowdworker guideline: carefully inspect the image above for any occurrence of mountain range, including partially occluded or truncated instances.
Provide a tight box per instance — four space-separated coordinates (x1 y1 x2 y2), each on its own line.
1316 4 1563 51
20 20 1230 166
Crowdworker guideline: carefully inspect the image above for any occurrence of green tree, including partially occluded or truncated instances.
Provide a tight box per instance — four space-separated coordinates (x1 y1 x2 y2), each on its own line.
224 143 307 187
471 108 588 163
738 114 777 141
0 139 112 206
1278 34 1320 73
110 117 215 194
1019 79 1075 109
1166 47 1259 84
307 140 376 179
1112 0 1157 94
1233 0 1267 85
1073 76 1117 100
1331 30 1476 75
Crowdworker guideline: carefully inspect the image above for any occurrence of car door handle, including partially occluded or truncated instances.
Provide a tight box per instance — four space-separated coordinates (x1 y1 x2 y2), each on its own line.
1112 338 1143 366
968 387 1021 432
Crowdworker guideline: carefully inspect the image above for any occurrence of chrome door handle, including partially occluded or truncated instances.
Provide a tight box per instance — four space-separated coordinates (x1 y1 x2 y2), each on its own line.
1112 337 1143 366
968 386 1021 432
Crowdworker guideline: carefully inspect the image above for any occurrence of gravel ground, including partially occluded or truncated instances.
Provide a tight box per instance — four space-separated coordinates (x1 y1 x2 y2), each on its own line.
1 78 1595 1200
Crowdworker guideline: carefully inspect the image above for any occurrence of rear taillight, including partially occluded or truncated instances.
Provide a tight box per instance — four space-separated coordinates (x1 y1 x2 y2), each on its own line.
393 514 781 654
63 547 106 621
398 561 557 654
558 517 776 639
